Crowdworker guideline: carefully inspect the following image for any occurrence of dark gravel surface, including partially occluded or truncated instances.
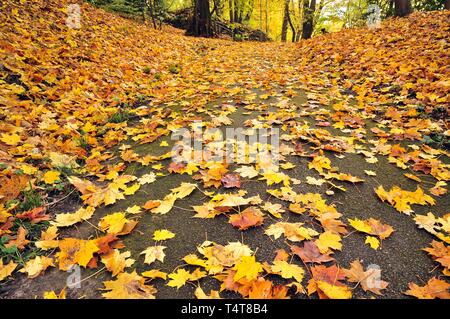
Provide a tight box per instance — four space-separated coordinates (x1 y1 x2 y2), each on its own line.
1 89 448 299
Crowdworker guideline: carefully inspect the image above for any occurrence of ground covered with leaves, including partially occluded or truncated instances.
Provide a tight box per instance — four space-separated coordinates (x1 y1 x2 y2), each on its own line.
0 0 449 299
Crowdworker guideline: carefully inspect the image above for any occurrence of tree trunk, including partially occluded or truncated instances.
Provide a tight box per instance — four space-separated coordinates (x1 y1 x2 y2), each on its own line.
302 0 316 39
229 0 234 22
234 0 239 22
287 0 296 42
281 0 290 42
394 0 412 17
189 0 212 37
445 0 450 10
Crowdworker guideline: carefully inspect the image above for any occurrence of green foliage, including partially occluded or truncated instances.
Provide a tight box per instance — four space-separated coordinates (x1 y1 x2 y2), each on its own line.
109 109 133 123
168 63 180 74
19 187 43 212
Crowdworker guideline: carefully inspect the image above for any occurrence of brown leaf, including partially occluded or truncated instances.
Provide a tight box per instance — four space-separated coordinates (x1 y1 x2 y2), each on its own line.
229 207 264 230
290 241 335 264
221 173 241 188
405 278 450 299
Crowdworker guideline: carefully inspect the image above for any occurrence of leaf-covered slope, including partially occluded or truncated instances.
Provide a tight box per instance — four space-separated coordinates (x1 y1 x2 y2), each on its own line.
295 11 450 110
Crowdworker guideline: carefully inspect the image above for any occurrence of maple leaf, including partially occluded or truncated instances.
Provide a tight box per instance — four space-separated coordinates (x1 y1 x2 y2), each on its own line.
414 213 440 234
141 269 167 280
170 182 197 199
315 231 342 254
271 260 304 283
233 255 263 282
316 281 352 299
57 238 99 271
365 236 380 250
194 287 221 299
423 241 450 270
150 197 175 214
348 218 394 240
343 260 388 295
142 200 161 211
306 176 325 186
375 185 435 215
229 207 264 230
248 277 289 299
43 289 66 299
221 173 241 188
98 212 131 234
43 170 61 184
167 269 193 289
102 271 157 299
138 173 156 185
290 242 335 264
235 165 258 178
405 277 450 299
35 225 59 250
5 226 29 250
261 202 285 218
126 205 141 214
289 203 306 215
260 170 290 186
16 206 50 224
308 155 331 173
0 174 29 203
152 229 175 241
95 234 123 255
19 256 55 278
140 246 166 265
101 249 135 277
0 260 17 281
265 222 319 242
52 206 95 227
0 132 21 146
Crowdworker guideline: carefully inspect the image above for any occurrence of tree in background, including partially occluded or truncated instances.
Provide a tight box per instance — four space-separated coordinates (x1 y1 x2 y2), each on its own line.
394 0 412 16
188 0 213 36
302 0 316 39
86 0 450 40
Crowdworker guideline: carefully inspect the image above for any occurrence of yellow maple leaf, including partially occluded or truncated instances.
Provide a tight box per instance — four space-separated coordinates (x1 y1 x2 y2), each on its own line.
35 225 59 250
53 206 95 227
152 229 175 241
57 238 99 270
43 171 61 184
316 280 352 299
348 218 372 234
141 269 167 280
0 260 17 281
271 260 304 283
233 255 262 282
140 246 166 265
316 231 342 253
43 289 66 299
138 173 156 185
0 132 21 146
19 256 55 278
167 268 193 289
194 287 221 299
102 271 156 299
365 236 380 250
101 249 135 277
123 183 140 196
308 155 331 173
151 197 175 214
98 212 128 234
171 182 197 199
